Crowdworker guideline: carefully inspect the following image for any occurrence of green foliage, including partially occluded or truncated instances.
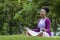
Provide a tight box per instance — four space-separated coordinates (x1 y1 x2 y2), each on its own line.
0 0 60 35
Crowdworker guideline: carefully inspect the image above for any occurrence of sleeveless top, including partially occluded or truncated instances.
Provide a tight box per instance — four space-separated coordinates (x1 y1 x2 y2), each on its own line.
38 18 46 31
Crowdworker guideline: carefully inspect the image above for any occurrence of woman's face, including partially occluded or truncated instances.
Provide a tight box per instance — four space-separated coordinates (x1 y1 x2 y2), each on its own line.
40 9 46 17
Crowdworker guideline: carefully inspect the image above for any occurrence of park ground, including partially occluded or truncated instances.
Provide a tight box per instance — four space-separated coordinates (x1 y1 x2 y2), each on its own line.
0 34 60 40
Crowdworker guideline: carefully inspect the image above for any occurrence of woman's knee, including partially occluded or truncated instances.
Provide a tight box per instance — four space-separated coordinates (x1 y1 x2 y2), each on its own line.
26 31 31 36
37 32 43 37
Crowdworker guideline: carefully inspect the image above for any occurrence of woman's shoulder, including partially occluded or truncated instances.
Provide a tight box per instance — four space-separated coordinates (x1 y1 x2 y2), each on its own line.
45 17 51 22
37 18 40 22
45 17 50 20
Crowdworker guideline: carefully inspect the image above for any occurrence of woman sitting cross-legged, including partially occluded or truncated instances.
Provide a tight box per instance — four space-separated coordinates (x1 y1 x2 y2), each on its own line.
24 6 51 37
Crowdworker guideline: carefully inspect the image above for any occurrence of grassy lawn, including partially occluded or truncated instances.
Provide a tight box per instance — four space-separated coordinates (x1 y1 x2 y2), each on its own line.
0 34 60 40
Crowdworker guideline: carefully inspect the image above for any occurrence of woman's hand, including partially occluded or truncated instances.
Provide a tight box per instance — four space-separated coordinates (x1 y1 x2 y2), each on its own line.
42 28 46 32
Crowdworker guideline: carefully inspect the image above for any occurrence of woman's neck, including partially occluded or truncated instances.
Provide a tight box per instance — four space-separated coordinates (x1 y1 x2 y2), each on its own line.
42 16 47 19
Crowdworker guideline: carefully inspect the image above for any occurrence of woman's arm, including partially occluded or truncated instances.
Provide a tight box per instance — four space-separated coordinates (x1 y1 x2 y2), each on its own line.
45 18 51 32
32 26 40 32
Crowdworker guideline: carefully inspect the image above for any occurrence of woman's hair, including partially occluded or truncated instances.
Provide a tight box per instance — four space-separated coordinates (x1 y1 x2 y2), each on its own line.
41 6 49 14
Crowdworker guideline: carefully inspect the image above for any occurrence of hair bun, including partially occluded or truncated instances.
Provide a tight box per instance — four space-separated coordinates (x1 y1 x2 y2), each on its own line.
41 6 49 13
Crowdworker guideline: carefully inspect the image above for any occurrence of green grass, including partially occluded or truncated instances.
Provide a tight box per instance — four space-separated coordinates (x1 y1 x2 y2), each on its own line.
0 34 60 40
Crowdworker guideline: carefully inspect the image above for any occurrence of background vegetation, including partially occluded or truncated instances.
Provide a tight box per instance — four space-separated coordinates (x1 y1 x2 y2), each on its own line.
0 0 60 36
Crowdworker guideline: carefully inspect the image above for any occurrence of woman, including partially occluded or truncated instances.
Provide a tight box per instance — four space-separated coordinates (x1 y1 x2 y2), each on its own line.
25 6 51 37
